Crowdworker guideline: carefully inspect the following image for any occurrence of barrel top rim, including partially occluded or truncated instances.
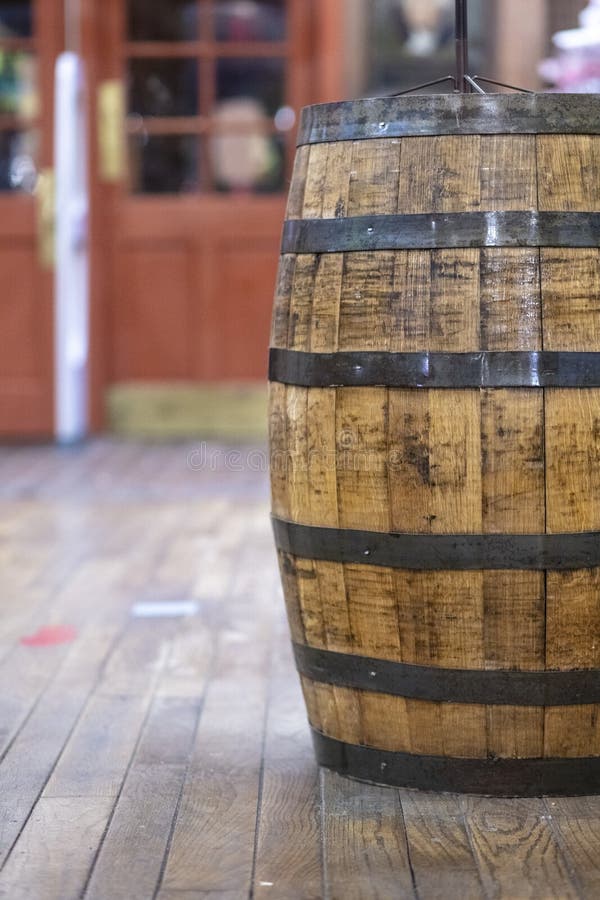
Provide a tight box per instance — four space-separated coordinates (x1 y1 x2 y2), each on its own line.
297 92 600 144
301 92 600 115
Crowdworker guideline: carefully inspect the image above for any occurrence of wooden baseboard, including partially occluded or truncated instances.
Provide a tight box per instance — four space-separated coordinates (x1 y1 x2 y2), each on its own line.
107 382 267 440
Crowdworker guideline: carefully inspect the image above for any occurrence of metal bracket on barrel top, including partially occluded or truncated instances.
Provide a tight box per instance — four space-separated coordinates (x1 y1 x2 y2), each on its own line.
391 0 533 96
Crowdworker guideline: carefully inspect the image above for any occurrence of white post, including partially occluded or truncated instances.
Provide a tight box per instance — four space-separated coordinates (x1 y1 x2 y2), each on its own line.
54 52 89 444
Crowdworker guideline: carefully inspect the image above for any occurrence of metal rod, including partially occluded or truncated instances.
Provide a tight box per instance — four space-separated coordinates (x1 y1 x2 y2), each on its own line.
464 75 486 94
455 0 470 92
391 75 456 97
471 75 536 94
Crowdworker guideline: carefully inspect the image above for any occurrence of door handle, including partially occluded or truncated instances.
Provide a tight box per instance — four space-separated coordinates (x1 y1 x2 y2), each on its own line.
98 79 126 182
36 168 55 269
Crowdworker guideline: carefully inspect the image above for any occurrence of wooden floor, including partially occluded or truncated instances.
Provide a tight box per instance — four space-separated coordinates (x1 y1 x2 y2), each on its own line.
0 439 600 900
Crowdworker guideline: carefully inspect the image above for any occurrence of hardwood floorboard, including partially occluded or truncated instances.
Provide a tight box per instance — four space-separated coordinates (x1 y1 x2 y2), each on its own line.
321 771 417 900
42 691 153 800
252 625 323 900
399 791 484 900
156 891 249 900
0 557 129 762
0 796 115 900
543 797 600 898
0 623 126 864
156 505 275 897
159 633 273 895
84 763 189 900
83 625 214 898
462 796 581 899
0 640 72 757
0 440 598 900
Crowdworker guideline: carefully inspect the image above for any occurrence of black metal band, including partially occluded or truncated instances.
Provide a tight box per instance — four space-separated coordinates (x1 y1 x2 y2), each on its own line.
282 212 600 254
311 730 600 796
270 349 600 389
294 643 600 706
298 94 600 146
272 518 600 571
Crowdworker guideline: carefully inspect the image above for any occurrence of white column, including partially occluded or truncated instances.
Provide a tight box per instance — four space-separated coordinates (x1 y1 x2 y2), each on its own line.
54 52 90 444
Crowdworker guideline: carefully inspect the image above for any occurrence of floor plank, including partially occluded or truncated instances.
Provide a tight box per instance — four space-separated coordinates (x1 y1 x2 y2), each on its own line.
83 639 209 898
160 630 272 895
0 797 115 900
252 629 323 900
463 796 581 900
43 691 153 800
321 771 417 900
400 791 484 900
0 624 125 864
544 796 600 898
84 763 189 900
156 891 248 900
0 557 126 757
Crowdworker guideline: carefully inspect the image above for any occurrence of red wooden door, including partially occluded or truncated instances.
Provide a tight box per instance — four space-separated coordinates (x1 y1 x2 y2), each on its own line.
84 0 342 426
0 0 62 436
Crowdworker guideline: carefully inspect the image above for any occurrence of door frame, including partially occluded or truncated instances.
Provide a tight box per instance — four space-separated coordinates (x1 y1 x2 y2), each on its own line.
81 0 347 430
81 0 118 430
0 0 64 436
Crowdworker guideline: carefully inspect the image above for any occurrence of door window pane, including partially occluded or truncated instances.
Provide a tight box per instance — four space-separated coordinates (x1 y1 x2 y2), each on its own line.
215 1 286 42
210 130 285 192
216 57 284 117
0 129 37 192
0 51 37 118
127 0 198 41
129 134 199 193
128 59 198 117
0 1 32 39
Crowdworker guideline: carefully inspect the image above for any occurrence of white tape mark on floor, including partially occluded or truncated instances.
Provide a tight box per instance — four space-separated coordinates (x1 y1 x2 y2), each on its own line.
131 601 200 618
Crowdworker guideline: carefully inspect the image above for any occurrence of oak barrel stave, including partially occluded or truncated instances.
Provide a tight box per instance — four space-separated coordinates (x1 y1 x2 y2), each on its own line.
269 95 600 794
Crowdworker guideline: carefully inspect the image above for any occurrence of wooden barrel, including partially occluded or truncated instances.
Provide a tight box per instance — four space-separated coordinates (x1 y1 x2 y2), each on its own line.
269 94 600 796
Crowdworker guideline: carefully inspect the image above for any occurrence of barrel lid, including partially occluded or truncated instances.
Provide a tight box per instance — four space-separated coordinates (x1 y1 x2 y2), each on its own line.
297 93 600 146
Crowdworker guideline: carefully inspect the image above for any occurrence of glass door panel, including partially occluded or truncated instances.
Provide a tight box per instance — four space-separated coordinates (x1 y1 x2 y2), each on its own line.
0 50 37 115
215 57 285 115
214 1 287 42
128 58 199 117
0 1 32 38
129 133 199 193
124 0 292 195
0 0 38 193
127 0 199 42
210 127 285 192
0 127 36 190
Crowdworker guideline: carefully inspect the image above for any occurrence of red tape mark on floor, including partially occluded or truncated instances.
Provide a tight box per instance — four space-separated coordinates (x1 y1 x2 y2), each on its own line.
21 625 78 647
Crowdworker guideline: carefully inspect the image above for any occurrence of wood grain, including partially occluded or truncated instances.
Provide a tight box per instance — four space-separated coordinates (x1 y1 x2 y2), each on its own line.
84 696 201 900
399 791 484 899
0 797 115 900
321 771 416 900
84 764 189 900
537 135 600 212
537 138 600 749
160 632 271 894
463 797 580 899
285 145 310 220
253 633 322 900
545 796 600 898
0 623 125 866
